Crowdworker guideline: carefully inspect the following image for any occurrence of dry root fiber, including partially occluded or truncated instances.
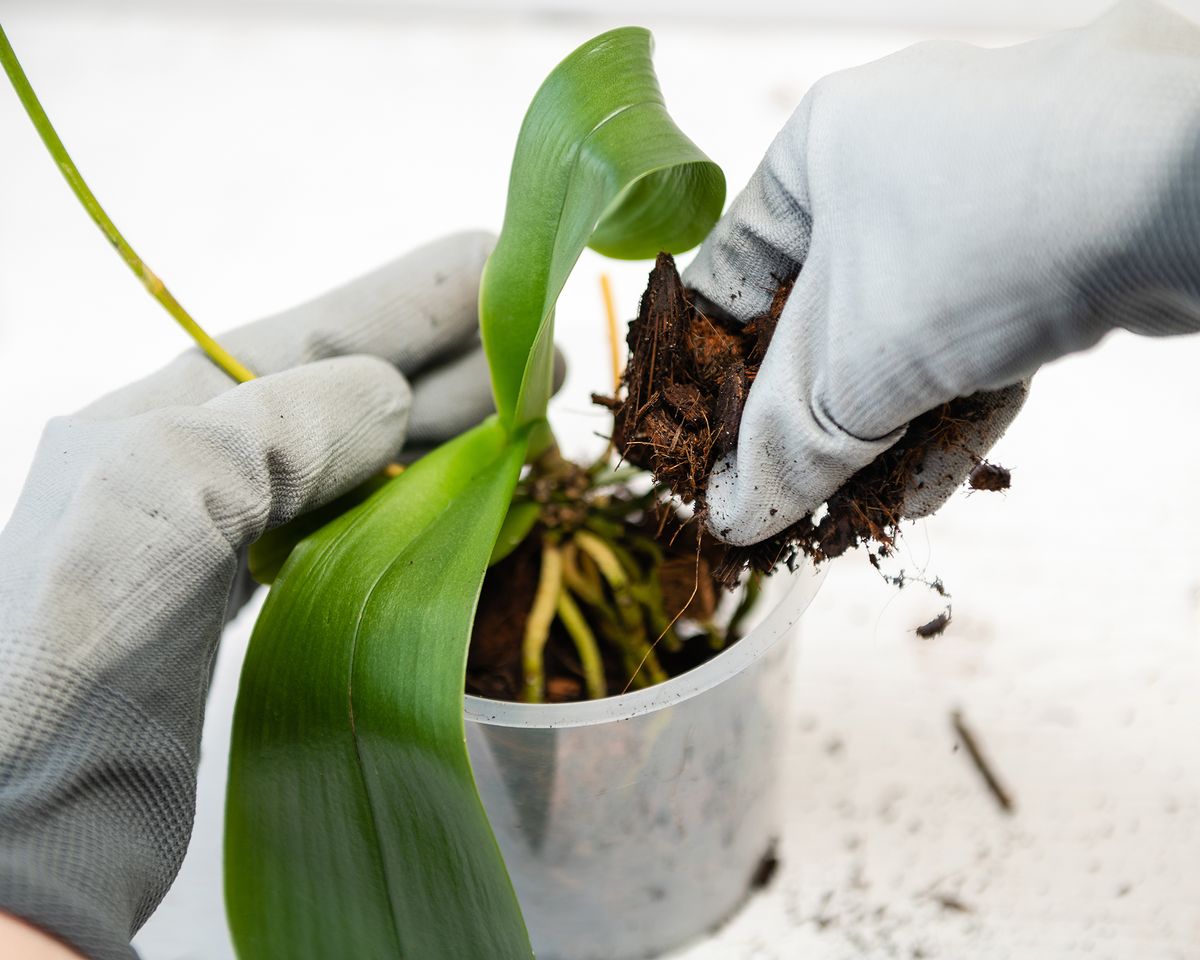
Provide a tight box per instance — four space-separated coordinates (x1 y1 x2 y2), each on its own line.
598 253 1007 586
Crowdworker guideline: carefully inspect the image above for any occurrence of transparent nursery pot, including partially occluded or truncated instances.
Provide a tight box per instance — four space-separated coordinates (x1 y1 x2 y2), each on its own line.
464 565 824 960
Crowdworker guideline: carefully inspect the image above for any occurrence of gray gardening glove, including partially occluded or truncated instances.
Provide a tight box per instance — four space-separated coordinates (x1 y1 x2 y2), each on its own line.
0 231 499 959
684 0 1200 546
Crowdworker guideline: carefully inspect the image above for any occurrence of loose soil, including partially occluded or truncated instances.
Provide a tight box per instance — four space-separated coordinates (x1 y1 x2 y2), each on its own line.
599 253 1008 585
968 461 1011 492
914 612 952 639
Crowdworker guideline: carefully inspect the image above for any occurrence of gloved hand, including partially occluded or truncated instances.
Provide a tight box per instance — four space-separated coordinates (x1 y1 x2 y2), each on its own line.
684 0 1200 546
0 232 499 959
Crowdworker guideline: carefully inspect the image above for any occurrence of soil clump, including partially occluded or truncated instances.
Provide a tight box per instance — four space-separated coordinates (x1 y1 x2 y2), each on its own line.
598 253 1008 586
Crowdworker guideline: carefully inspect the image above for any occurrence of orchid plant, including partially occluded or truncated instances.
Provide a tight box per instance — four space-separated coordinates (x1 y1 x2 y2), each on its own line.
1 25 725 957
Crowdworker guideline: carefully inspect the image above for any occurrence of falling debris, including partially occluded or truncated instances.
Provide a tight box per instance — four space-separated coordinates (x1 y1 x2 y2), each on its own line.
932 893 974 914
968 461 1011 492
915 611 952 638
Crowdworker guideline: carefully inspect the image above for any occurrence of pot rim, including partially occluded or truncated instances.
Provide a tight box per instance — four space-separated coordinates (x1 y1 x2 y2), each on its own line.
464 564 824 730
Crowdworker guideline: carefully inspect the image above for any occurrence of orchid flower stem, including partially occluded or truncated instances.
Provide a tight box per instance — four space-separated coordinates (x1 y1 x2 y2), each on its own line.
600 272 622 394
0 24 255 384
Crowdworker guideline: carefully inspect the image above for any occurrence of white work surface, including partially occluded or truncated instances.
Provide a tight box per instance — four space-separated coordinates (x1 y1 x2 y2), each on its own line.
1 4 1198 959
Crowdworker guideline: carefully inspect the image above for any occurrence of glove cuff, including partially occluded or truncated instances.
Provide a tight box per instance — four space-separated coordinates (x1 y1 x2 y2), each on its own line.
0 860 137 960
0 649 196 960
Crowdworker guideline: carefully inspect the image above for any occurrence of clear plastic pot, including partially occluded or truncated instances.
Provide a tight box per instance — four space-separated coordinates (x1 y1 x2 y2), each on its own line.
464 566 824 960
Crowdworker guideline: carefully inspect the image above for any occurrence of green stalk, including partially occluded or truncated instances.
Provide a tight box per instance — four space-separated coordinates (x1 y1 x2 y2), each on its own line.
0 24 254 384
521 540 562 703
555 589 606 700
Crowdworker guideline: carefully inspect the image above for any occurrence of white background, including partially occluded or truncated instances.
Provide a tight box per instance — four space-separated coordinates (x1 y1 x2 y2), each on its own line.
1 2 1199 958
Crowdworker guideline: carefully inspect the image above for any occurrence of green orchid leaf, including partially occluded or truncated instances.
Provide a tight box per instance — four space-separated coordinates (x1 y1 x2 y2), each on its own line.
225 25 724 960
226 418 534 959
489 499 541 566
480 26 725 429
247 474 392 585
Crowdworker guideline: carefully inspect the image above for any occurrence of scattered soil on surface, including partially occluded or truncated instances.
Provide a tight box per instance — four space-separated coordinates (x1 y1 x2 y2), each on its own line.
598 253 1009 586
749 839 782 891
951 709 1016 814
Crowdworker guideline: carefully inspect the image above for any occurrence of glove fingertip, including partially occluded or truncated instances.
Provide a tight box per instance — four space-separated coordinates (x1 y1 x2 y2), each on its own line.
899 381 1029 519
703 453 802 547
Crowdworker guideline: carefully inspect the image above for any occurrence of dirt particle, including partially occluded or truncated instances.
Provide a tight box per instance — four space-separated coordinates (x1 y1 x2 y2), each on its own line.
932 893 973 914
968 460 1011 492
915 611 951 638
749 839 781 890
951 709 1016 814
546 676 582 701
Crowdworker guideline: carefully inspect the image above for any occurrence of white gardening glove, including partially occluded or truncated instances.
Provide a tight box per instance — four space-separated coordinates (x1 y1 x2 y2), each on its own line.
0 232 499 959
684 0 1200 546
